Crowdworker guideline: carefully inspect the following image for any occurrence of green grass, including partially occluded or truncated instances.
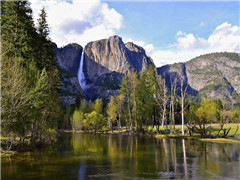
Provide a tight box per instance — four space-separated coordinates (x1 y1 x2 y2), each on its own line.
149 123 240 135
64 123 240 136
154 123 240 144
208 123 240 136
200 138 240 144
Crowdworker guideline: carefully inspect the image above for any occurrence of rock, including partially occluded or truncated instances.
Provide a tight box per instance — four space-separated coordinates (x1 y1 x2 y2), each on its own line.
157 52 240 105
84 35 154 84
53 43 83 74
53 43 85 107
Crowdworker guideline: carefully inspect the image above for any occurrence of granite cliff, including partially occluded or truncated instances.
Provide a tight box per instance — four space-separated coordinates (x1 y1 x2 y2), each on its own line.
53 35 154 104
83 35 153 84
157 52 240 105
52 43 85 106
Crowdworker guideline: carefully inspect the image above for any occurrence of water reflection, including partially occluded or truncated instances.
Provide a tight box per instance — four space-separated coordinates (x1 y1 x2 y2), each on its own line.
2 133 240 180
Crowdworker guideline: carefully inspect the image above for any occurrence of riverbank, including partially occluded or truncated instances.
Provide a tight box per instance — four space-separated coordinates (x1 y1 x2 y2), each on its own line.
63 123 240 143
0 136 56 158
2 123 239 157
154 123 240 144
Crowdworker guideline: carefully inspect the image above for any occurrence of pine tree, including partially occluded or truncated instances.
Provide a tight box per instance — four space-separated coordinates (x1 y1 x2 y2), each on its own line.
1 1 37 62
1 1 60 146
135 66 156 132
36 7 57 69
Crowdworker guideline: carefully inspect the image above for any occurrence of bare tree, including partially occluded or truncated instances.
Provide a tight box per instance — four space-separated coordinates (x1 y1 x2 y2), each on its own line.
155 76 163 133
179 74 188 135
162 79 168 129
170 76 177 133
155 76 168 132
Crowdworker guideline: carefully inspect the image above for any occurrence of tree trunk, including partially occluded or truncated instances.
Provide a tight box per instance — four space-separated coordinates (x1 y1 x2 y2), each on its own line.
162 104 166 128
128 101 133 132
172 101 175 132
111 118 113 133
181 99 184 135
118 114 122 132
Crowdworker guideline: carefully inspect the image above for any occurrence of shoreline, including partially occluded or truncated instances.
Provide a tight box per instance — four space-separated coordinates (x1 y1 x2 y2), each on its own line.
2 125 239 158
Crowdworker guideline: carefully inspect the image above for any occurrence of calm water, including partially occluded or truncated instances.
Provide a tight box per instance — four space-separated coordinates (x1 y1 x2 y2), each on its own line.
2 133 240 180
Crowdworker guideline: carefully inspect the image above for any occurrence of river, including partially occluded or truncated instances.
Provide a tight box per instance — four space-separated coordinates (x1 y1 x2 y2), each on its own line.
2 133 240 179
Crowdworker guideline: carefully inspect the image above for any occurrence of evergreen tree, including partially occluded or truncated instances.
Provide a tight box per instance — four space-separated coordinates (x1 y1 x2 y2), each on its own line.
36 7 57 69
118 69 138 131
135 66 156 132
1 0 37 62
1 1 60 146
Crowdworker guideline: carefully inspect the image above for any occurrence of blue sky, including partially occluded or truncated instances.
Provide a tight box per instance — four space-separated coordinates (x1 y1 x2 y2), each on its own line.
30 0 239 67
109 1 239 45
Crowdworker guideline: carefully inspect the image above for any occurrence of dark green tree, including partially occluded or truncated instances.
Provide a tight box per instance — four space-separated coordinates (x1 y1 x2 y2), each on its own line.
1 0 37 62
1 1 60 147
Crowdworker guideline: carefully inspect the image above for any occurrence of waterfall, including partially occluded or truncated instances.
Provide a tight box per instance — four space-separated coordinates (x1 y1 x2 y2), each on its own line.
78 50 86 90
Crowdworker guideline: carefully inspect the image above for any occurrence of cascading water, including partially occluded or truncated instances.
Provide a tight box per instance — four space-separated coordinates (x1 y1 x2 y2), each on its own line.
78 50 86 90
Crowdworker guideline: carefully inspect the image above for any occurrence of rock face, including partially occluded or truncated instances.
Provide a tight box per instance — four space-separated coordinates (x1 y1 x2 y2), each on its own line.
84 35 154 84
82 35 154 101
52 43 85 106
157 52 240 105
53 43 82 74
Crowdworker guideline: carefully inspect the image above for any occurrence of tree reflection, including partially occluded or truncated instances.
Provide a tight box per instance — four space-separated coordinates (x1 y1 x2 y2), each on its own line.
2 133 240 180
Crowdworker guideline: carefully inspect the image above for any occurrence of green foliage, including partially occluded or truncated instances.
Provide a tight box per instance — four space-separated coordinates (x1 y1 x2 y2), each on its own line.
190 52 240 63
71 109 84 130
186 99 221 137
232 107 240 123
83 111 105 132
196 99 218 124
135 66 156 131
117 65 156 132
60 105 75 129
1 1 60 146
1 1 37 61
107 96 118 131
94 98 103 114
96 72 122 90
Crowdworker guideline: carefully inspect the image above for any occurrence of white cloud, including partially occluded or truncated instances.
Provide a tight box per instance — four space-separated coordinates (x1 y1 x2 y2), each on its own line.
152 22 240 67
176 32 209 50
29 0 123 47
208 22 239 52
